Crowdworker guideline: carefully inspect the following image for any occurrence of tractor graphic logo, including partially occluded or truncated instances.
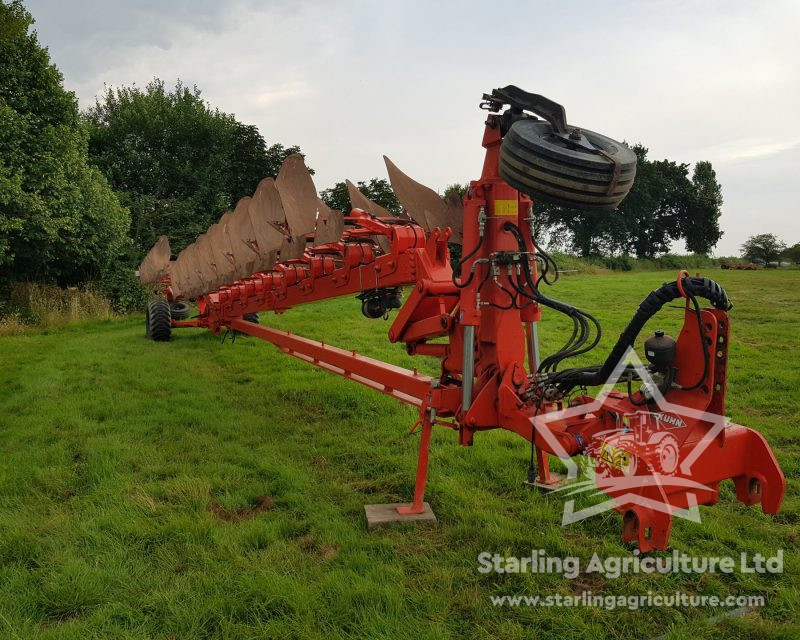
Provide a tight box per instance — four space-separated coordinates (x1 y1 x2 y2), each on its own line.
589 411 684 478
532 348 728 530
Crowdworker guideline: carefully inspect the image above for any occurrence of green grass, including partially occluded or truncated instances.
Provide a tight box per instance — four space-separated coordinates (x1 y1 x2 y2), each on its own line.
0 269 797 639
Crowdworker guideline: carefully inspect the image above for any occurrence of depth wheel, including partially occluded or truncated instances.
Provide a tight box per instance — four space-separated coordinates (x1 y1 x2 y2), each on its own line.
147 300 172 341
243 312 259 324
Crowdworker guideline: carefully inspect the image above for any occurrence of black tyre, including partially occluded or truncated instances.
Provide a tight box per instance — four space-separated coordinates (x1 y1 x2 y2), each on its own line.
170 301 191 320
243 312 259 324
499 120 637 210
147 300 172 341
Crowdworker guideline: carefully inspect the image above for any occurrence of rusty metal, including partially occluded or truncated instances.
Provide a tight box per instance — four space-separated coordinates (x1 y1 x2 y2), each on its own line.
207 220 237 285
227 196 259 279
275 154 317 237
138 235 171 284
314 198 345 246
346 179 393 218
248 178 287 273
193 233 219 291
383 155 463 242
279 233 306 261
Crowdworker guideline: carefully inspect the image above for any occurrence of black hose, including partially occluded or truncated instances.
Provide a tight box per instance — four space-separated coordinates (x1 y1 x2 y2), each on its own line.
676 290 711 391
504 222 602 372
556 276 731 390
452 227 485 288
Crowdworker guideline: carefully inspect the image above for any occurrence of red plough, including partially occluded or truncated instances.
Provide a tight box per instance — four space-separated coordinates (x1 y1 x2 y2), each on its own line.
138 86 785 550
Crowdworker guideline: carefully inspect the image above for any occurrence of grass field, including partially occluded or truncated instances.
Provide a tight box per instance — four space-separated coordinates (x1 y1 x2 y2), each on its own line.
0 269 797 639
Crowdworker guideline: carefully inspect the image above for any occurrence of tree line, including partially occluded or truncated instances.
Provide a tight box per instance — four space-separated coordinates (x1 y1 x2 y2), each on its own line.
2 0 738 312
533 145 723 259
741 234 800 264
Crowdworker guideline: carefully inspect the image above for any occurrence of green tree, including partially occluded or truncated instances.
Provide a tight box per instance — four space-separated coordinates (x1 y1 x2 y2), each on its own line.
84 79 310 255
320 178 402 215
320 178 403 215
534 145 722 258
85 79 233 253
684 161 723 254
0 0 129 285
444 183 468 198
783 242 800 265
741 233 786 263
227 127 311 208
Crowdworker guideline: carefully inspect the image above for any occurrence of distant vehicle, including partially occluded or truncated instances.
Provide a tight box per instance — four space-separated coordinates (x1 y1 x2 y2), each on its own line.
721 260 765 270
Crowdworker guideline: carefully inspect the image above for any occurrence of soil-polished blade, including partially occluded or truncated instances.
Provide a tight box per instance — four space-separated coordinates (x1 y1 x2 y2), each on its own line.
227 197 258 279
279 234 306 261
207 221 237 286
313 198 345 246
275 154 317 237
171 249 188 298
442 191 465 244
168 255 185 298
383 155 463 242
193 233 218 292
255 250 278 273
183 243 208 299
345 179 392 218
138 235 171 284
249 177 288 255
173 247 199 299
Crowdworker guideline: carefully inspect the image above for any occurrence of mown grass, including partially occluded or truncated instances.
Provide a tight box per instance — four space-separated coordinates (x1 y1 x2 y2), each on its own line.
0 269 797 639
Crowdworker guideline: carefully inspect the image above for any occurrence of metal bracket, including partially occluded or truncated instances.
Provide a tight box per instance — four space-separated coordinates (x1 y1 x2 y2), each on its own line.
484 85 569 134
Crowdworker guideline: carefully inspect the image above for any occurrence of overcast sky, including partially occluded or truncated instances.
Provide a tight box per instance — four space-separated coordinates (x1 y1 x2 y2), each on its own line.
25 0 800 255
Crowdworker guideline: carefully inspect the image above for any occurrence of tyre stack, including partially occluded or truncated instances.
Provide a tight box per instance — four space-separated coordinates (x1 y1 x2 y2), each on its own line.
499 120 637 210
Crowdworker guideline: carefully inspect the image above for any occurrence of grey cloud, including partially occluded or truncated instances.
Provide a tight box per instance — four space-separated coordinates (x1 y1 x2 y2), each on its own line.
20 0 800 255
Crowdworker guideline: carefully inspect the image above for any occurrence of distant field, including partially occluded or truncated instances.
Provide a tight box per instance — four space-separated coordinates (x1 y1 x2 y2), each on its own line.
0 269 797 640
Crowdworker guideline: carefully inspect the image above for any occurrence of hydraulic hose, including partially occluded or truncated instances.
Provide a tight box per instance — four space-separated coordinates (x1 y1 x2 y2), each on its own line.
562 276 731 389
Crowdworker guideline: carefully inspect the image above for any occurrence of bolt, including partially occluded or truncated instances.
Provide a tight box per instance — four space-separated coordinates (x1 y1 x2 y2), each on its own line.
569 128 582 140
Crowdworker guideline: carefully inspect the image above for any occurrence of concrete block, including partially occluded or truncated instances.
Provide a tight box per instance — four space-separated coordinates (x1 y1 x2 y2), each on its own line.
523 471 574 493
364 502 437 530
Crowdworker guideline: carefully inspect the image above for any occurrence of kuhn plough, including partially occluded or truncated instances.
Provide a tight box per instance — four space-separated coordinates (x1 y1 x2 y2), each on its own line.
138 86 785 550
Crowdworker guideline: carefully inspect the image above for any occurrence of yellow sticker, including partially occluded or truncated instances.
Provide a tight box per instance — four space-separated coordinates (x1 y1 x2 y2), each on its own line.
599 441 634 474
494 199 518 216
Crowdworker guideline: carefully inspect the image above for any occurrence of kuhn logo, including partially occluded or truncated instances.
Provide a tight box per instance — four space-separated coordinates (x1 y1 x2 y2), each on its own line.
655 412 686 429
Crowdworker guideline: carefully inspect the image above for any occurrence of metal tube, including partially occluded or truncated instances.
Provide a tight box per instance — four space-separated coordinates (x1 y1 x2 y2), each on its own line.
462 325 476 413
526 322 540 372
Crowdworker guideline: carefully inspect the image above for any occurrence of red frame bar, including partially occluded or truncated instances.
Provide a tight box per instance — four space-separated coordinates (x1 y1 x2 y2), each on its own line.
228 318 433 406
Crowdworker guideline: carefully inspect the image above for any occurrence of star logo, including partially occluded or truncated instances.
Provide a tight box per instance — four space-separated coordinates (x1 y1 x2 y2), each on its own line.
533 347 728 526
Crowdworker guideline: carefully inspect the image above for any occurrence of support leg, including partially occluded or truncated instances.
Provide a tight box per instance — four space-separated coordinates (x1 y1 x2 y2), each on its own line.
397 410 433 515
363 409 437 529
536 446 553 484
523 446 573 492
